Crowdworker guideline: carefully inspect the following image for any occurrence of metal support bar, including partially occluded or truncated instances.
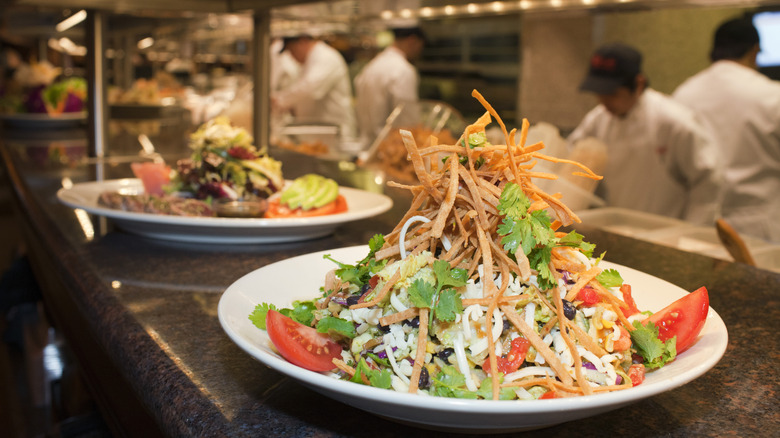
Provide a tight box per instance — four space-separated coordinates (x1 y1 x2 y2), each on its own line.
253 11 271 148
86 9 108 160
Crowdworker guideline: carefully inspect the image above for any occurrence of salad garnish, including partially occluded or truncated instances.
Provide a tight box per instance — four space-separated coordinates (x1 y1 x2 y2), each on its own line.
250 90 709 400
170 117 284 201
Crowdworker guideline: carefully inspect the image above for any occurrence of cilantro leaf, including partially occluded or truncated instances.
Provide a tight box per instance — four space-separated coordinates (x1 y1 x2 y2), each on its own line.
431 366 479 399
497 182 559 290
316 316 356 338
435 289 463 322
597 269 624 288
630 320 677 370
248 303 278 330
557 231 596 258
476 375 516 400
323 234 386 287
408 279 436 308
289 300 317 326
368 234 385 253
528 246 556 291
433 259 468 292
351 358 392 389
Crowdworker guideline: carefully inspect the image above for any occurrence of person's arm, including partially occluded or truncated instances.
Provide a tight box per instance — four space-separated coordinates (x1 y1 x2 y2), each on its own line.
388 66 420 128
665 114 724 225
274 46 345 110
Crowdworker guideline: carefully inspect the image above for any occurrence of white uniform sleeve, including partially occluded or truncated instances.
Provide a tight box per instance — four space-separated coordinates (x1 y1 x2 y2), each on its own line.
662 113 724 224
274 45 345 110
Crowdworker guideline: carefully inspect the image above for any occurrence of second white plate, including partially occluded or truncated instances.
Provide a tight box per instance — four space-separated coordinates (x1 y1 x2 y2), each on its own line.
57 179 393 244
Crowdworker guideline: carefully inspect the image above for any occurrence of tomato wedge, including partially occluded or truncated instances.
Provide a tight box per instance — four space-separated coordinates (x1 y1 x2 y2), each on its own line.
646 286 709 354
265 310 342 372
265 195 348 218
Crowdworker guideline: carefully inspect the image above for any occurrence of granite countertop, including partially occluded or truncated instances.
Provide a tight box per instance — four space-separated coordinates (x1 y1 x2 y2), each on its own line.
0 127 777 437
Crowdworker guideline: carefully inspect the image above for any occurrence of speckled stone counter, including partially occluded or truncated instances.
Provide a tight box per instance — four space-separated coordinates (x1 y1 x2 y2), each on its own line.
0 126 777 437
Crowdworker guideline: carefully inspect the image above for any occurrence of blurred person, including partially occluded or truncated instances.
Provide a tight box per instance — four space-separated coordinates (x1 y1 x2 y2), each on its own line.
354 26 426 144
272 34 356 140
568 43 722 224
673 17 780 242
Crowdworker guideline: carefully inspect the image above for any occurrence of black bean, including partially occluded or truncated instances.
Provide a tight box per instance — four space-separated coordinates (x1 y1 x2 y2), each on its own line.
436 347 455 361
346 295 361 306
418 366 430 389
502 318 511 333
376 322 391 333
403 316 420 328
360 283 372 294
562 299 576 320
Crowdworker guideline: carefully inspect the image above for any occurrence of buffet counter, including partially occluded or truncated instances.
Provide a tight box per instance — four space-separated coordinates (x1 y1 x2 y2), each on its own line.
0 125 777 437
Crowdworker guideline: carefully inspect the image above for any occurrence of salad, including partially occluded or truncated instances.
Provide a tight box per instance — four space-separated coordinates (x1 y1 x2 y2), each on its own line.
250 90 710 400
0 61 86 115
170 117 284 201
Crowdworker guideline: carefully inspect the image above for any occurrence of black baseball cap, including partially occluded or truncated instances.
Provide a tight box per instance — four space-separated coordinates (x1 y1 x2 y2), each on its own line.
579 43 642 94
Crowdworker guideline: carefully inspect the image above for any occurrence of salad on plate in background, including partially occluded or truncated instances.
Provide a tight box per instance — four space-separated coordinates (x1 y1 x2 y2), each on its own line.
249 90 710 401
97 117 349 219
0 61 86 116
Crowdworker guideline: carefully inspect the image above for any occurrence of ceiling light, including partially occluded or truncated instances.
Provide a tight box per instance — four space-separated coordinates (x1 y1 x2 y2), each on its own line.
55 9 87 32
138 37 154 50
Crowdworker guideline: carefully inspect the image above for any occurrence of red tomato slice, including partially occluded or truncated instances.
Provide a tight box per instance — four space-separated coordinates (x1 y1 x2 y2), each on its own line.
628 363 645 387
494 337 531 375
646 286 709 354
577 285 599 306
539 391 560 399
265 195 348 218
265 310 342 372
619 284 641 317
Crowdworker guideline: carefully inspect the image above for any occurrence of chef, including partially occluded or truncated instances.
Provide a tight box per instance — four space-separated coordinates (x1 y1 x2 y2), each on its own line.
272 33 356 140
354 26 426 144
568 43 722 225
673 17 780 243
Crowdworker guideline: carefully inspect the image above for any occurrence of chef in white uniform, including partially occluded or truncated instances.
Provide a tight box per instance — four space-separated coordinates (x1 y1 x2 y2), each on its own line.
272 34 356 140
674 17 780 243
354 27 426 144
568 43 722 225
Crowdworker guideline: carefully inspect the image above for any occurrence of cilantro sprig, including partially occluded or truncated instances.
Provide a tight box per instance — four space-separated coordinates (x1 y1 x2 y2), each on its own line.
630 320 677 370
351 358 392 388
497 182 596 291
323 234 387 287
407 260 467 326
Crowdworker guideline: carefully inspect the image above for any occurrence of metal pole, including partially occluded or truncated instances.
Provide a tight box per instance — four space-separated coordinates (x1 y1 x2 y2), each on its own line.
86 9 108 161
253 10 271 148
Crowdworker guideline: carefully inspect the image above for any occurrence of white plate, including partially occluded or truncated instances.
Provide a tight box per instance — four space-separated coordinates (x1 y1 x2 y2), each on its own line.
218 245 728 433
0 112 87 129
57 180 393 244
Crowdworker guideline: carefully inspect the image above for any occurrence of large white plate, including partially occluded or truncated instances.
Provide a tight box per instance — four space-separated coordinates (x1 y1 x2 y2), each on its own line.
57 180 393 244
218 245 728 433
0 112 87 129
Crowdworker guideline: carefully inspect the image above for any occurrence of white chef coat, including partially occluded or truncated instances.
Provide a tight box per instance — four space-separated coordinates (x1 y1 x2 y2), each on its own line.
354 46 420 143
673 61 780 243
568 88 722 224
274 41 356 139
